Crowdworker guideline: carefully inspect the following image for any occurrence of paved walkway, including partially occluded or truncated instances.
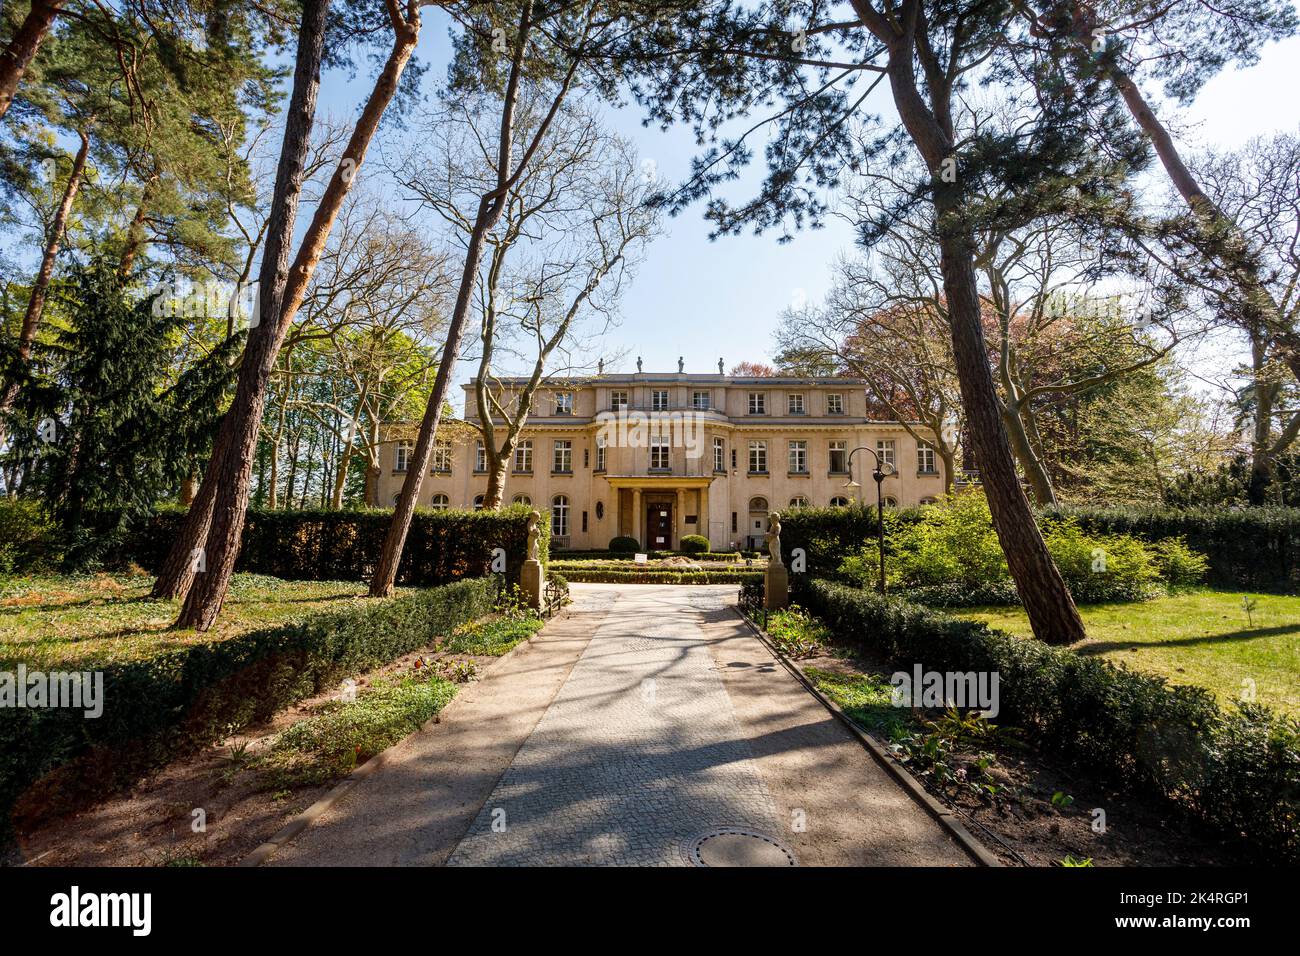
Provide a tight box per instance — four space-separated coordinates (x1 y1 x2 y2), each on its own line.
269 584 971 867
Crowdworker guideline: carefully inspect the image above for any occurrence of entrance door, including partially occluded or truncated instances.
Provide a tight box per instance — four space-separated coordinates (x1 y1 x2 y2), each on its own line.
647 503 673 550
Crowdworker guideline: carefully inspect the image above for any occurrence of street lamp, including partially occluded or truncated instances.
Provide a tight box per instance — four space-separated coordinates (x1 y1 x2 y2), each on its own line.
845 446 896 595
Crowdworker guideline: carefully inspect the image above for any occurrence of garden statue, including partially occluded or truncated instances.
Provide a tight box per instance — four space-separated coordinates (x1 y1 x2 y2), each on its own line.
678 356 684 372
598 358 604 375
526 509 541 562
636 356 643 372
718 357 724 374
765 511 783 566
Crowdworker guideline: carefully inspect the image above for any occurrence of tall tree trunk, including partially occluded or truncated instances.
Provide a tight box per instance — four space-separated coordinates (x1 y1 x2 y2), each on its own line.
0 0 65 121
481 446 511 509
872 6 1085 644
0 126 88 447
152 0 328 604
174 2 421 629
370 0 542 597
117 178 156 278
1002 400 1057 506
939 229 1083 642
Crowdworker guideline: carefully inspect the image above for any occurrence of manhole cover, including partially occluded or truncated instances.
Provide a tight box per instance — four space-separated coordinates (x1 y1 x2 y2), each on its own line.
685 828 797 867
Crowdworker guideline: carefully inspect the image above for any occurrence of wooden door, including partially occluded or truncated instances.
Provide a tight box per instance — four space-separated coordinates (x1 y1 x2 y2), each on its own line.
647 503 673 549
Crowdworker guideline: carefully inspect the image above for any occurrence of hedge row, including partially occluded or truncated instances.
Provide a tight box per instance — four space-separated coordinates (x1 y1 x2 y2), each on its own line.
1044 504 1300 592
556 567 762 585
1 577 498 836
123 504 544 587
793 577 1300 862
781 502 1300 593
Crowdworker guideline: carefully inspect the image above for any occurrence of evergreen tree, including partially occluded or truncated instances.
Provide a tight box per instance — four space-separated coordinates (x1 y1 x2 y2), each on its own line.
4 259 240 567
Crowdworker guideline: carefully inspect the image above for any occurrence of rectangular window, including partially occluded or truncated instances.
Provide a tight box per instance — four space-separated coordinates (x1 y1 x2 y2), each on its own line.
595 443 606 471
514 440 532 473
918 440 937 474
555 391 574 415
692 390 710 410
829 440 847 473
747 392 766 415
749 440 767 474
788 393 805 415
827 393 844 415
610 390 628 410
650 436 670 470
652 389 670 411
553 440 572 473
474 441 486 473
395 441 412 472
431 440 452 473
713 437 725 473
876 439 896 468
788 440 807 474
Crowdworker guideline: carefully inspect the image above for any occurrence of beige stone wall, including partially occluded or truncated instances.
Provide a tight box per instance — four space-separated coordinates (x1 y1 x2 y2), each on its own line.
375 375 947 550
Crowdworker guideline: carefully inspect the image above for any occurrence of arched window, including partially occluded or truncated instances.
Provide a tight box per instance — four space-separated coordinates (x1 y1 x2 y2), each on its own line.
392 493 402 506
430 494 449 511
829 496 850 507
473 494 485 510
748 496 768 512
882 496 898 508
551 494 569 537
788 496 809 510
595 501 604 520
919 496 938 506
512 493 531 506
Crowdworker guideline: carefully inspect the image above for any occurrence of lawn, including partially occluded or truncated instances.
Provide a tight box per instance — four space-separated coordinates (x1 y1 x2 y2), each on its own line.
959 589 1300 717
0 571 409 669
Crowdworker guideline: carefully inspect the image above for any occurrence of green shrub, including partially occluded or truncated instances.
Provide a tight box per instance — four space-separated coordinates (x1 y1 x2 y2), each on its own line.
0 500 59 573
0 577 496 837
765 605 830 659
1148 536 1210 588
793 576 1300 862
608 535 641 552
1044 504 1300 592
680 534 710 553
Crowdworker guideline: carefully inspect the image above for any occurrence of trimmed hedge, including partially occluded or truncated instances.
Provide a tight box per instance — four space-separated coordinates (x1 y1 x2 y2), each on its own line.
1045 504 1300 593
123 504 544 587
793 577 1300 862
556 567 761 585
0 577 497 836
680 534 710 553
781 501 1300 594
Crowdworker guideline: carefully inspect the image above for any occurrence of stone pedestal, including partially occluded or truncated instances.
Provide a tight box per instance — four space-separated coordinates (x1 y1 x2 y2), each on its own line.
521 558 543 610
764 562 789 610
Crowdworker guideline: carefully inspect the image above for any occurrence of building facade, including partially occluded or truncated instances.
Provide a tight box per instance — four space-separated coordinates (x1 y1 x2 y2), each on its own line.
378 373 946 551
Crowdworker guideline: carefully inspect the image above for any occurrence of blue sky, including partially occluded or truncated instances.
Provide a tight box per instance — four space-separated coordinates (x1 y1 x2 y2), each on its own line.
322 10 1300 378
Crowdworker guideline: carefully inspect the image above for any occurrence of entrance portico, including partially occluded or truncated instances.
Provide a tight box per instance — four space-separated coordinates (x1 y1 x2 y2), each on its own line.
606 475 716 550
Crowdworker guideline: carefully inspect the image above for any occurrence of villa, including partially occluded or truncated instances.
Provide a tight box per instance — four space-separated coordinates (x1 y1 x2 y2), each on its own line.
378 372 946 550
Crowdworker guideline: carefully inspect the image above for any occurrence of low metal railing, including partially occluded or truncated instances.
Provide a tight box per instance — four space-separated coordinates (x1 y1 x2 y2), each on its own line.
737 578 767 630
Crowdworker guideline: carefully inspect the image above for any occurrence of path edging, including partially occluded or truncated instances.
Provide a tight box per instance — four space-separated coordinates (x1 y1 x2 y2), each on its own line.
238 607 573 868
733 607 1002 868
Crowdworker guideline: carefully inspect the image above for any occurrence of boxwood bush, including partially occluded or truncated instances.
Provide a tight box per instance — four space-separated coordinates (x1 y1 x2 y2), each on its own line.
0 577 497 838
608 535 641 552
793 576 1300 862
680 534 710 554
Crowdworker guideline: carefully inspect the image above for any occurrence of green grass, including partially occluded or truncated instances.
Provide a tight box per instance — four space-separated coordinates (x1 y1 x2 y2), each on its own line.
958 588 1300 716
804 666 915 738
440 613 544 656
253 673 458 789
0 571 411 668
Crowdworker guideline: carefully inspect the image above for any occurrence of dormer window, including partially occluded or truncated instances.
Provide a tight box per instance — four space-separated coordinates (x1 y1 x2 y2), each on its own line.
827 392 844 414
692 390 710 410
555 391 574 415
748 392 766 415
788 393 805 415
652 389 670 411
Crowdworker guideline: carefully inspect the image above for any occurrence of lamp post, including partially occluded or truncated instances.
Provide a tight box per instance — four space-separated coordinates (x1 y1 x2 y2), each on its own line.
845 446 895 595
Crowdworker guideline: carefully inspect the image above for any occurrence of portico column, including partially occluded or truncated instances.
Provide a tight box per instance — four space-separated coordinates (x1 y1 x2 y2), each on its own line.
675 488 685 547
632 487 643 547
700 484 710 548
